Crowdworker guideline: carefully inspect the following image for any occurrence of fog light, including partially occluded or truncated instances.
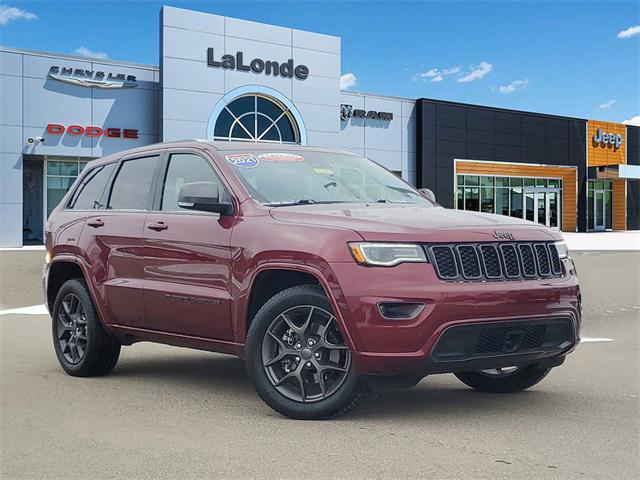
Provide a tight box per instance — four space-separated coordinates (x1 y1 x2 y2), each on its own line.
378 302 425 320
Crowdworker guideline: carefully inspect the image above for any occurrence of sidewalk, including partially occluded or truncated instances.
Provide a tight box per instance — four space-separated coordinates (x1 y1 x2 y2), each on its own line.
563 231 640 251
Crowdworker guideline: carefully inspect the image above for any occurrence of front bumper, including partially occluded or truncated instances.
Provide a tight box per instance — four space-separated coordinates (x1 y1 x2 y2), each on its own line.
328 258 581 379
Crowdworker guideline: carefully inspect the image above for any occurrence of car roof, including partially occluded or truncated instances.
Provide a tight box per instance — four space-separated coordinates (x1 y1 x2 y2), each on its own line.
86 140 359 167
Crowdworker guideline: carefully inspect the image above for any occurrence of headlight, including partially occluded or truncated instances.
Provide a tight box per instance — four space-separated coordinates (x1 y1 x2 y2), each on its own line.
554 241 570 259
349 242 428 267
45 251 51 264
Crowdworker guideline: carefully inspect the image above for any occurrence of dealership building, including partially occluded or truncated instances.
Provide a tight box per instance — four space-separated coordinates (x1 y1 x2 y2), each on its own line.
1 5 638 247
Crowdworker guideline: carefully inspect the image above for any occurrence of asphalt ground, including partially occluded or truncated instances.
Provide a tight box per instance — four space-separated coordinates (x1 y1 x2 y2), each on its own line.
1 250 639 479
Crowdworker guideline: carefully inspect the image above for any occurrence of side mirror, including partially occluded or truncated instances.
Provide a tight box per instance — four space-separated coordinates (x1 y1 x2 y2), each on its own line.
178 182 233 215
418 188 436 203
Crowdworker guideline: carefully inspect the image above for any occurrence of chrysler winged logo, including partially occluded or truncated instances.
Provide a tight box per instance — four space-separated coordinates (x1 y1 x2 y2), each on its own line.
48 66 137 89
493 230 515 241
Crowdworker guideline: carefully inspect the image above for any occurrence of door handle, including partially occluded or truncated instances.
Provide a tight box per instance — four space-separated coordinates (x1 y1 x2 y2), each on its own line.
87 219 104 228
147 221 168 231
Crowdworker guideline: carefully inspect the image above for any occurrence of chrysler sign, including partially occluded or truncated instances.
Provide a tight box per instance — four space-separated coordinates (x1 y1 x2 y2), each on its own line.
48 66 137 88
206 49 309 80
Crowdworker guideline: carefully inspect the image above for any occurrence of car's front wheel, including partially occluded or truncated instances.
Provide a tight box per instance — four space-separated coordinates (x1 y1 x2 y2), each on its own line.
455 364 551 393
246 285 367 419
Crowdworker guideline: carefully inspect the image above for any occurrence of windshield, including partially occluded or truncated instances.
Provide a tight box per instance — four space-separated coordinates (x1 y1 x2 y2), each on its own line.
220 150 432 207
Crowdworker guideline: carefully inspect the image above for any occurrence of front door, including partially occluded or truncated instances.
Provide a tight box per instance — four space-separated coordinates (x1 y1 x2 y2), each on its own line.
594 190 606 231
141 151 235 340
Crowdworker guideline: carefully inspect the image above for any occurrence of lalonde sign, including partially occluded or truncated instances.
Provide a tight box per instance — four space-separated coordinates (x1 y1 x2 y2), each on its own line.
206 49 309 80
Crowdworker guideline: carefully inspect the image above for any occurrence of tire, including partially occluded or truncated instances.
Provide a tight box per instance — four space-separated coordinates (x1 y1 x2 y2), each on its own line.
246 285 367 420
454 364 551 393
51 278 121 377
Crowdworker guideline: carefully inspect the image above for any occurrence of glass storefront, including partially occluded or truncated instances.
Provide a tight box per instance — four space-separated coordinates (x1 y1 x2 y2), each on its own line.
456 174 562 229
45 157 90 218
587 180 612 231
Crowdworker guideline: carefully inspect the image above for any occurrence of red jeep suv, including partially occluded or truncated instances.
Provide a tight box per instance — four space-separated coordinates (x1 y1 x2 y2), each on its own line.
44 141 581 419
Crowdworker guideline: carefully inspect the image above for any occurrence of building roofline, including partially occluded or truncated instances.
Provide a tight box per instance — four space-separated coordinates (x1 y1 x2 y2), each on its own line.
418 97 588 122
0 46 159 71
342 90 416 103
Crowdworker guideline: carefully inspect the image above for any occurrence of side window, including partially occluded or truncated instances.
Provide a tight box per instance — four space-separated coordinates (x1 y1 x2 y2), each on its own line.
160 153 229 212
108 156 159 210
69 163 116 210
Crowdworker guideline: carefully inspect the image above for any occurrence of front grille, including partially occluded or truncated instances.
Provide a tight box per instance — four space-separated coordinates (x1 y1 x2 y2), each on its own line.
431 318 575 361
427 242 564 282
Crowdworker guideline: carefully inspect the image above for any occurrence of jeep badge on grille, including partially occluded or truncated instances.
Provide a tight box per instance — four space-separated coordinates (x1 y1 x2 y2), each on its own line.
493 231 515 241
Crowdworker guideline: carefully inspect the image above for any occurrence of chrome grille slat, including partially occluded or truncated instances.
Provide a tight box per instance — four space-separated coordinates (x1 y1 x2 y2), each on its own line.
429 242 564 282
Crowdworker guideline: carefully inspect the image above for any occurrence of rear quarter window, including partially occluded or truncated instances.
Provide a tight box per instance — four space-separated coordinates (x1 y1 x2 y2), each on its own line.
68 163 116 210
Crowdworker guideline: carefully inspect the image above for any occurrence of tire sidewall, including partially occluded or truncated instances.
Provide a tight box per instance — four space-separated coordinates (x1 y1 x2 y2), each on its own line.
246 285 361 419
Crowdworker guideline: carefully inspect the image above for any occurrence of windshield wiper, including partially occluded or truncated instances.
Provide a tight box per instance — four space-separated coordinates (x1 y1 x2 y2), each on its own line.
266 200 353 207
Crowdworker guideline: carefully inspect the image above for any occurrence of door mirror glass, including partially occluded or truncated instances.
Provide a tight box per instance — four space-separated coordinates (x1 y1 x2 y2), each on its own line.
418 188 436 203
178 182 233 215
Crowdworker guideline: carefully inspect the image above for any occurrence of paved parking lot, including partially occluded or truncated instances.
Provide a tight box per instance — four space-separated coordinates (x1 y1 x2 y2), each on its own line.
1 250 639 479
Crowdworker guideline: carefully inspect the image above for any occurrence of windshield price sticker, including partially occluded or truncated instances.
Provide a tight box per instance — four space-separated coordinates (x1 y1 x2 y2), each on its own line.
225 153 259 168
257 153 305 162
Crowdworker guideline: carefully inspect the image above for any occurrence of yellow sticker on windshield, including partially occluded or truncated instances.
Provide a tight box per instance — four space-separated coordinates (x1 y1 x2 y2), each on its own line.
312 168 333 175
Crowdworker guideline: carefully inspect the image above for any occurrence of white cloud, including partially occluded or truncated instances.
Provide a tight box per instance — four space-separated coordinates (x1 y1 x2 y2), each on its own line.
340 72 357 90
0 5 37 25
617 25 640 39
73 46 109 60
412 65 460 83
498 79 529 94
622 115 640 126
457 62 493 83
597 99 616 110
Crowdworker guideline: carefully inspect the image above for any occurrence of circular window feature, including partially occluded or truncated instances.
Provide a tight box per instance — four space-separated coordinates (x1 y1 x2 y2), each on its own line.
213 94 300 144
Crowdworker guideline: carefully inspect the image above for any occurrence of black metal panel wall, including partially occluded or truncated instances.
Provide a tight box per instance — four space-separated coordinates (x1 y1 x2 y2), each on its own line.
416 99 588 231
627 125 640 231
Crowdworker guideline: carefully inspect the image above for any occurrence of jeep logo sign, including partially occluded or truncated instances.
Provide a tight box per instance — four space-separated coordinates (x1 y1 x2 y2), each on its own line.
493 231 515 241
593 128 623 150
206 49 309 80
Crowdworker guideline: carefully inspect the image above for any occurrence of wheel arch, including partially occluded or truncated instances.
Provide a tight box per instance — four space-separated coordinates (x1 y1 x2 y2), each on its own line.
46 256 108 329
241 264 355 350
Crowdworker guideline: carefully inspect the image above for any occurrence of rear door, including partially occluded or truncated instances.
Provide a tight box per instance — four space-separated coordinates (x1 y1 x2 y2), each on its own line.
141 150 235 340
79 154 161 327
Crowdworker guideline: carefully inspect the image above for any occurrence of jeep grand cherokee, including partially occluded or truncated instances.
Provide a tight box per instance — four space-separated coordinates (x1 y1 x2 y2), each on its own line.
44 141 581 419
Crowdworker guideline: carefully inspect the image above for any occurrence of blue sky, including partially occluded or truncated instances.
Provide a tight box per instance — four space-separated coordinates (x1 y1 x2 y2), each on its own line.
1 1 638 124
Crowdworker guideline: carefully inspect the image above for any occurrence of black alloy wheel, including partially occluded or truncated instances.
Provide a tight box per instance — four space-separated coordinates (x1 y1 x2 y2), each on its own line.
261 305 351 403
246 285 367 419
56 293 89 364
52 279 121 377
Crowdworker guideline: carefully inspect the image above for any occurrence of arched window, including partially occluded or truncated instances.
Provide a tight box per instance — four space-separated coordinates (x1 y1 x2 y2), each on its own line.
213 94 300 144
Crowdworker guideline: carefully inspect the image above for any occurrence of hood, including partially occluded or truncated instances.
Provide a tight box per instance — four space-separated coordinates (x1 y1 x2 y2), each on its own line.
269 203 562 243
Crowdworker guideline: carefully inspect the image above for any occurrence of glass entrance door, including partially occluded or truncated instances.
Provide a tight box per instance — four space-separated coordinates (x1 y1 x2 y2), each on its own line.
594 190 606 231
524 189 560 229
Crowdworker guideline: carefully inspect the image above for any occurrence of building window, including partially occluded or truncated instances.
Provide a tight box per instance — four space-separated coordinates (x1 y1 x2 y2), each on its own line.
213 94 300 144
456 174 563 229
46 158 89 218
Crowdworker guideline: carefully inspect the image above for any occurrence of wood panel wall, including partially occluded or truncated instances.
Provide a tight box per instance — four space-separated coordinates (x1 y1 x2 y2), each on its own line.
588 121 626 167
612 179 627 230
455 160 578 232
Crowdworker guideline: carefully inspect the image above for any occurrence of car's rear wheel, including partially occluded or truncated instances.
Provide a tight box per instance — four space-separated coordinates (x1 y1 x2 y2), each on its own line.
246 285 367 419
454 364 551 393
52 279 121 377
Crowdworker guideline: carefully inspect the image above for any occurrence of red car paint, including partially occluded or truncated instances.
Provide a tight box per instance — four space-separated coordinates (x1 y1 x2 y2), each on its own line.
44 141 581 377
